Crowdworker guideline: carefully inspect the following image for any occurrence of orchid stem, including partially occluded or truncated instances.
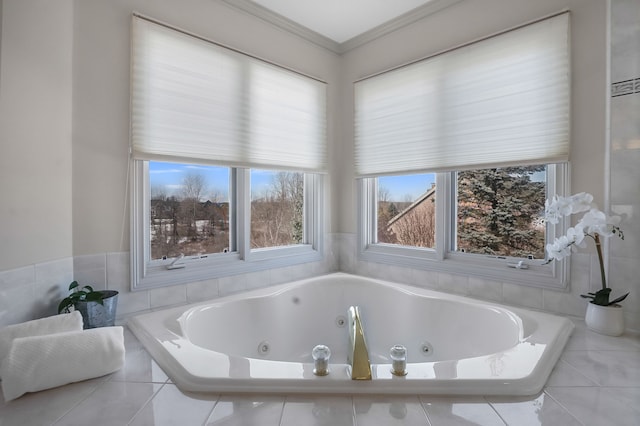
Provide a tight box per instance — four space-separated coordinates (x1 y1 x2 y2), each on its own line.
593 233 607 291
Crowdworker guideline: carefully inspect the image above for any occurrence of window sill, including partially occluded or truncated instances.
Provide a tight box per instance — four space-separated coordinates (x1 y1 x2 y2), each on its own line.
132 245 322 290
358 245 568 290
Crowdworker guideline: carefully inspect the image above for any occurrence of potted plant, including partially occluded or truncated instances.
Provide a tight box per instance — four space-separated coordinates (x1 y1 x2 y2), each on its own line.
58 281 119 329
544 192 628 335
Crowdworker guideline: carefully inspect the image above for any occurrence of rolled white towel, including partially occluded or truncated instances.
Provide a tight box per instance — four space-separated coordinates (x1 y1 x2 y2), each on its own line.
0 311 83 370
1 326 125 401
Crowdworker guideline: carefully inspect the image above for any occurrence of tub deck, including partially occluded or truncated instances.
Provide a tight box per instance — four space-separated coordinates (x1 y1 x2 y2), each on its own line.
128 273 574 395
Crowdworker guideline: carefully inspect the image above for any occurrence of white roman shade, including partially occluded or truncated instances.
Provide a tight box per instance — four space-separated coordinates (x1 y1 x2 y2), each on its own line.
131 15 327 172
354 13 570 177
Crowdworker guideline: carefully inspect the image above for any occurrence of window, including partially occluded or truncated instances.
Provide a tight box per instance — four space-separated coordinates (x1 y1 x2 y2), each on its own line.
130 15 326 289
149 162 231 260
361 165 566 288
251 170 305 249
455 165 547 260
356 13 570 288
377 173 436 249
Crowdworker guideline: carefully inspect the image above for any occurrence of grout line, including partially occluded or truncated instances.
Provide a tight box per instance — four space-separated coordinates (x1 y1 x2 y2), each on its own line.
201 394 222 426
350 396 357 426
483 397 509 426
51 380 104 425
542 388 587 426
548 358 600 387
418 395 434 426
277 395 287 426
126 382 166 426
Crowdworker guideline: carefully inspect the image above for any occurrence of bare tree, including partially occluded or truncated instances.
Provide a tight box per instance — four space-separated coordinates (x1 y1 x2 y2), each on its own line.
378 186 390 203
181 173 207 239
182 173 207 201
377 186 395 243
150 173 234 259
251 172 303 248
390 198 436 248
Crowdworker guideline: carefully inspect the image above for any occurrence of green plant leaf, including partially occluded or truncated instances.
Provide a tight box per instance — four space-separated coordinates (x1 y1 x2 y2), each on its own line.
58 297 73 314
68 281 79 291
592 288 612 305
83 285 95 293
608 292 630 306
84 291 104 305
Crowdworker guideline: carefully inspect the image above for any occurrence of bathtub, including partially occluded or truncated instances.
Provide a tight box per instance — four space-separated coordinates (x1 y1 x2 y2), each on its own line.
128 273 574 395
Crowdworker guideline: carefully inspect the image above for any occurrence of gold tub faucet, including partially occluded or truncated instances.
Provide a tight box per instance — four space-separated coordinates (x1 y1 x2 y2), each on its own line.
347 306 372 380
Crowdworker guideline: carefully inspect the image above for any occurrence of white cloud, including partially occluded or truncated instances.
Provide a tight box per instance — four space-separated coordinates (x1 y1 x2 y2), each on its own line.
149 168 183 174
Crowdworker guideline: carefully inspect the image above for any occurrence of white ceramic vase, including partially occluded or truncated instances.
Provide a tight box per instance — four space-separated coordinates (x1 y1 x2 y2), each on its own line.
585 302 625 336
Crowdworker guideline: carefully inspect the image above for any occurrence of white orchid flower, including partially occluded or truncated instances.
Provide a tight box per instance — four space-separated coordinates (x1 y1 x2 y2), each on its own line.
545 195 569 224
545 192 595 225
566 225 585 247
579 208 614 237
568 192 594 214
544 192 626 306
546 235 573 261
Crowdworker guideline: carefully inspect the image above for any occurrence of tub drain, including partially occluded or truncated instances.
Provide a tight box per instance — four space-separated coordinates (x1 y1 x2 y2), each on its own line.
257 340 270 356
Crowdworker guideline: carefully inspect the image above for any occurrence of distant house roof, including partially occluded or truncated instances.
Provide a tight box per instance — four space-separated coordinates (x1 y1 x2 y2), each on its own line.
386 185 436 229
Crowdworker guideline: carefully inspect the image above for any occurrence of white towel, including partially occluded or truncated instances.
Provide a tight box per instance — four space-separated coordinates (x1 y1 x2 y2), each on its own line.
1 326 125 401
0 311 83 371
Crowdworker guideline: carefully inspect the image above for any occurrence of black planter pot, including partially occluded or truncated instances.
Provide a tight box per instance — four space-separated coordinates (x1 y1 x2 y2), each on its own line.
75 290 119 329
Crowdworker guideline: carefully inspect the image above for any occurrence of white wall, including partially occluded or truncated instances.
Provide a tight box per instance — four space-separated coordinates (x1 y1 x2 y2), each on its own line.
0 0 341 326
69 0 342 318
609 0 640 330
334 0 640 331
338 0 608 233
0 0 75 325
0 0 74 270
71 0 342 256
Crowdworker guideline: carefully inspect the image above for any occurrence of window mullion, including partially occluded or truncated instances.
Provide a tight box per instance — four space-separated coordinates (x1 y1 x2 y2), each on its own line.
304 174 316 247
368 178 379 247
356 178 373 252
130 160 148 288
435 172 450 261
237 168 251 260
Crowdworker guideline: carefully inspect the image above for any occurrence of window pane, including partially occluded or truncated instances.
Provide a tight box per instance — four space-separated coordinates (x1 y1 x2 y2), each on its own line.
149 161 230 260
251 170 304 249
378 173 436 248
456 165 546 259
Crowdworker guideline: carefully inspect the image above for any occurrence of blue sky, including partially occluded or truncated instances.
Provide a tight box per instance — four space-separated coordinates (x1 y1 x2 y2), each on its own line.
150 162 286 200
150 161 436 202
379 173 436 202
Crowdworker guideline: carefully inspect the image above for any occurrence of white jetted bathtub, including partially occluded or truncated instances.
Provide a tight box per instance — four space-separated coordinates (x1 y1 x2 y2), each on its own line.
128 273 574 395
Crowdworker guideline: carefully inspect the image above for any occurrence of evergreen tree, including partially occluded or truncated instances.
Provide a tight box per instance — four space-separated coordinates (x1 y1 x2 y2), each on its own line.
457 166 545 258
387 202 399 218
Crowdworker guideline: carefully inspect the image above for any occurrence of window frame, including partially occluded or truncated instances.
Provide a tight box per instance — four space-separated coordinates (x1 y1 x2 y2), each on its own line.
358 163 569 289
131 161 324 290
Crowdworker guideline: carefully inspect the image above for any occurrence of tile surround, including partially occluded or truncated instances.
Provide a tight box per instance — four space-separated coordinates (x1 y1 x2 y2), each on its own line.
1 229 637 331
0 259 72 327
610 78 640 97
5 239 638 426
1 320 637 425
609 0 640 333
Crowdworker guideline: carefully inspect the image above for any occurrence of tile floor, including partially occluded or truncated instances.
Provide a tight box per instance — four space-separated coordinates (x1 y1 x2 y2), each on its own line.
1 318 638 426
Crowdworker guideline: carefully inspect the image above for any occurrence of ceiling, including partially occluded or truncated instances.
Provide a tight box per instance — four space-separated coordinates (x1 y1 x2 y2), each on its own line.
222 0 462 53
251 0 435 43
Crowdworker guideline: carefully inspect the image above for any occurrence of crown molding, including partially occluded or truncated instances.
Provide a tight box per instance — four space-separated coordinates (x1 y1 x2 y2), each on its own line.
220 0 342 53
340 0 465 53
221 0 465 55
